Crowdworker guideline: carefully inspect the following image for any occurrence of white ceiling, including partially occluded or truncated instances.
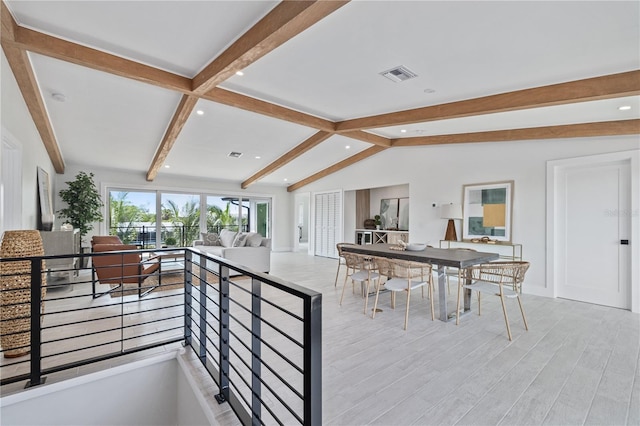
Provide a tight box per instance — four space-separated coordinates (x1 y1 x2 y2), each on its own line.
3 1 639 188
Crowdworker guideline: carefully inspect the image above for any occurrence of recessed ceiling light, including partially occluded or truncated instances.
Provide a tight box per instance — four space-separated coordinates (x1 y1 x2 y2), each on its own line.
164 165 170 168
236 71 244 76
255 156 261 159
618 105 632 111
345 145 350 149
400 129 407 133
51 92 66 102
196 110 204 115
284 178 288 182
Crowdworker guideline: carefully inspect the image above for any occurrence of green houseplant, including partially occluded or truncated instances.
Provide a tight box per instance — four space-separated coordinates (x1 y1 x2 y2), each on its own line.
374 215 381 230
57 171 103 244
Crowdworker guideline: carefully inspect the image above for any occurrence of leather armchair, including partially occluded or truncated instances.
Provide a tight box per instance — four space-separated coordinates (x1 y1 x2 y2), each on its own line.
91 244 160 298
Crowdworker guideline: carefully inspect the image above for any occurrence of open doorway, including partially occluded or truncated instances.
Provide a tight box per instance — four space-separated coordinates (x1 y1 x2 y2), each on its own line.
294 192 310 253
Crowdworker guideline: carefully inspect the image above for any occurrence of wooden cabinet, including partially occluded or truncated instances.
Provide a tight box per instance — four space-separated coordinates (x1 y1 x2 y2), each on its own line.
355 229 409 245
439 240 522 261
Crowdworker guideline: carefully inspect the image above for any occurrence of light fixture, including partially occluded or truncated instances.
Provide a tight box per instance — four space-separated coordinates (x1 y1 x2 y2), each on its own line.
440 203 463 241
51 92 66 102
618 105 631 111
196 110 204 115
164 165 170 169
400 129 407 133
345 145 350 149
284 178 288 182
255 156 261 159
236 71 244 76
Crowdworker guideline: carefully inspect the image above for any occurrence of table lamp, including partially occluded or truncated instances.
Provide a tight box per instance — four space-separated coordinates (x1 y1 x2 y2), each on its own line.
440 203 463 241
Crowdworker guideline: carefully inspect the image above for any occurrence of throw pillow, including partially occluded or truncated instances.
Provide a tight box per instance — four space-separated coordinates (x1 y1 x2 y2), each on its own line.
219 229 237 247
245 232 263 247
232 232 248 247
201 232 220 246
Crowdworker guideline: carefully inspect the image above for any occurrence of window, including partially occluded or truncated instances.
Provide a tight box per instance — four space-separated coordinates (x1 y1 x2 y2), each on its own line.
107 189 271 246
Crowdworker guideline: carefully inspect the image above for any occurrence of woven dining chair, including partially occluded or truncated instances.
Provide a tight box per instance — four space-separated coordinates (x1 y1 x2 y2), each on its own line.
372 257 434 330
340 252 380 315
334 243 352 287
456 261 530 340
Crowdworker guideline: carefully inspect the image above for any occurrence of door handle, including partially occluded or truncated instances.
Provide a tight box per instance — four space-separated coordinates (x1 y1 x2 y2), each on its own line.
621 239 629 245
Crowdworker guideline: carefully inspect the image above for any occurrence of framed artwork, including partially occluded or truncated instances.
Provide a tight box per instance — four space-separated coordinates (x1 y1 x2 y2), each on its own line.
398 198 410 231
462 180 513 242
379 198 399 230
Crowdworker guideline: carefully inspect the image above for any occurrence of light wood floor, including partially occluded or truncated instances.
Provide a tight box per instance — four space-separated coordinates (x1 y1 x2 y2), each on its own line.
2 251 639 425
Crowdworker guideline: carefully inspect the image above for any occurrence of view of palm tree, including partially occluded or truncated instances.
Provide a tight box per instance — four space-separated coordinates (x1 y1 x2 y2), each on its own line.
108 191 264 248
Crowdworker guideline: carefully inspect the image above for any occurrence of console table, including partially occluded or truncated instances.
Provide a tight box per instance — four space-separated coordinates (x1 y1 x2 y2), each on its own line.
355 229 409 245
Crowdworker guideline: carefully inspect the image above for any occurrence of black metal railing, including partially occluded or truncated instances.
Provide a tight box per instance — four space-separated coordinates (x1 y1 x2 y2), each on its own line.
0 248 322 425
109 225 250 248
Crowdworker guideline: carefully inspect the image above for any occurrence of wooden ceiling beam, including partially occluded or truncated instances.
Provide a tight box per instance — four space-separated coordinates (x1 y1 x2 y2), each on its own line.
336 70 640 132
203 88 335 132
340 130 391 147
391 119 640 147
287 145 387 192
1 3 64 173
146 95 199 181
10 26 192 94
242 130 332 189
193 0 349 94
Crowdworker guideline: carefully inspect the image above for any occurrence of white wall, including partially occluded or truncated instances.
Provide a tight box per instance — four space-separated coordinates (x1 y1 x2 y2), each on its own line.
1 53 57 232
294 136 640 298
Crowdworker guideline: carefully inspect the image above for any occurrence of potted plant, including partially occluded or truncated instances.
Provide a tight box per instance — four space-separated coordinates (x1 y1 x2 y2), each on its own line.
57 171 103 245
374 215 381 230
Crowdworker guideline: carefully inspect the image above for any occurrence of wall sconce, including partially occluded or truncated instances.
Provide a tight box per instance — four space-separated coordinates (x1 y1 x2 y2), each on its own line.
440 203 463 241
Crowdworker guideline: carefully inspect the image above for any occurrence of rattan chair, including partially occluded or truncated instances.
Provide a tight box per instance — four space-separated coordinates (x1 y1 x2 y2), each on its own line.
340 252 380 314
372 257 434 330
334 243 352 287
456 261 530 340
445 248 477 295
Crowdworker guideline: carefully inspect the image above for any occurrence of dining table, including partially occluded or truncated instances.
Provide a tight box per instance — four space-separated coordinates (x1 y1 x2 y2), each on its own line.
341 243 499 322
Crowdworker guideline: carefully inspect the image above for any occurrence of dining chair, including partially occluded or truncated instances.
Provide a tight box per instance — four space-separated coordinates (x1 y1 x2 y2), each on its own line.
334 243 352 287
445 248 477 295
456 261 530 340
340 252 380 314
372 257 434 330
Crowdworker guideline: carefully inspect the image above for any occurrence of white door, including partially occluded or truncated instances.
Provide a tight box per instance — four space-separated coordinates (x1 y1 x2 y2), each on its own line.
556 159 631 308
314 191 340 258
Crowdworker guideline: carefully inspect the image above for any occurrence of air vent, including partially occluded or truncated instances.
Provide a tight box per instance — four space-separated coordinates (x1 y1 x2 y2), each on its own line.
228 151 243 158
379 65 418 83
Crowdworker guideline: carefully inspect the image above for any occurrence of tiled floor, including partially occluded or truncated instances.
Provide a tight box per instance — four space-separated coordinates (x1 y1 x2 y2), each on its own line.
1 251 639 425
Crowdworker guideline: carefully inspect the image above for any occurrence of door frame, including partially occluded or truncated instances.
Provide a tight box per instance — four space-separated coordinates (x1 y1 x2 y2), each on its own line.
546 149 640 313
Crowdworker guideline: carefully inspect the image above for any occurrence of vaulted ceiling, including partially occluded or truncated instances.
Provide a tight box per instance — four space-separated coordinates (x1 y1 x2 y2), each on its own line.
2 1 639 192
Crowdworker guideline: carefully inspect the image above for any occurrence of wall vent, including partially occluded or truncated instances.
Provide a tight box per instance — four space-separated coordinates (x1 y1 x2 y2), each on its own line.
379 65 418 83
228 151 243 158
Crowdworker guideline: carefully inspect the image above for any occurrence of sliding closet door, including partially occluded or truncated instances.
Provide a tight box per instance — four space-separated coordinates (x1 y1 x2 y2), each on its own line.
314 191 341 258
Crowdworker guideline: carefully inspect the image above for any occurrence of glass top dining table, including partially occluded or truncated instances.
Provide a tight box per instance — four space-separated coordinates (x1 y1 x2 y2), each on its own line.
341 243 499 322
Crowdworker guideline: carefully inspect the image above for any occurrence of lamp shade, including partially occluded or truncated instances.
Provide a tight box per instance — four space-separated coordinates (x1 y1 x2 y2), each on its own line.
440 203 462 220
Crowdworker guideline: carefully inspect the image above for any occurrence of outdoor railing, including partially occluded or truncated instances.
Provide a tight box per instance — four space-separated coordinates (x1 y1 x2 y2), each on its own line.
0 248 322 425
109 225 250 248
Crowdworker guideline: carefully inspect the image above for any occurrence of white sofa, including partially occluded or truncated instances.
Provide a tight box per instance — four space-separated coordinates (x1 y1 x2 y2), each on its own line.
192 229 271 274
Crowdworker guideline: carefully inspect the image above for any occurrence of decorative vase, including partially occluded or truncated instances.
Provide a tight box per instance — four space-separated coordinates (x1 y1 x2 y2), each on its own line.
0 230 47 358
